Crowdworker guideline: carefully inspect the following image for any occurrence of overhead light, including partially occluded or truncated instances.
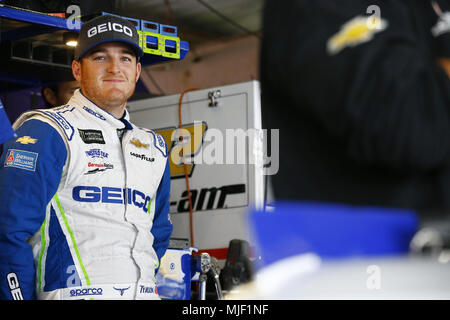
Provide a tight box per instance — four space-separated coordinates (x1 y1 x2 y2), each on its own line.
63 31 78 47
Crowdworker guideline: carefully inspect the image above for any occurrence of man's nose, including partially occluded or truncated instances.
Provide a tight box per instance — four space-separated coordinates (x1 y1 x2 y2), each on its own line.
106 57 120 73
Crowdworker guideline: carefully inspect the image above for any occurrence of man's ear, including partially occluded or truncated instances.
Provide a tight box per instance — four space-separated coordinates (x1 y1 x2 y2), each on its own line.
43 87 57 107
72 60 82 82
135 62 141 83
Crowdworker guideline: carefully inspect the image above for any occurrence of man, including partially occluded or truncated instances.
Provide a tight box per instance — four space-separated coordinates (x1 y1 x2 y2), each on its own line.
261 0 450 215
0 15 172 300
41 80 80 108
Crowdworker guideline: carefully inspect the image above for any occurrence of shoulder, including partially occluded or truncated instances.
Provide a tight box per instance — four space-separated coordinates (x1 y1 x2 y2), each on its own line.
136 127 168 158
15 105 78 142
4 118 68 167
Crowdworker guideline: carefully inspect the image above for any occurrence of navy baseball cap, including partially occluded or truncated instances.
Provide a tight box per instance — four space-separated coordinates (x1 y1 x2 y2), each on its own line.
74 15 144 60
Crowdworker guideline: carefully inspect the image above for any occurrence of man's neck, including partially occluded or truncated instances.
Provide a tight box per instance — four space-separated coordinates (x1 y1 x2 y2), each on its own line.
80 89 126 119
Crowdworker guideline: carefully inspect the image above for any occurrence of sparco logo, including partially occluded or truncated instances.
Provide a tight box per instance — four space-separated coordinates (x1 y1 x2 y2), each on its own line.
87 22 133 38
83 106 106 120
70 287 103 297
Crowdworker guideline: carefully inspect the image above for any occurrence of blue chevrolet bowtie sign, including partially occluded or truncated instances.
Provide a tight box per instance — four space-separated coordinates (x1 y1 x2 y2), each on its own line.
0 99 15 145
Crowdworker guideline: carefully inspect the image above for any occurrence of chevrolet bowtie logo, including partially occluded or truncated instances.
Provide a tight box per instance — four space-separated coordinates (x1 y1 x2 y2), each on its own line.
327 15 388 55
16 136 37 144
130 138 149 149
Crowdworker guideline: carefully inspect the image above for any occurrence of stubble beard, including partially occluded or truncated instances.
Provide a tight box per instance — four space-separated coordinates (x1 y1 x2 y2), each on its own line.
81 79 135 115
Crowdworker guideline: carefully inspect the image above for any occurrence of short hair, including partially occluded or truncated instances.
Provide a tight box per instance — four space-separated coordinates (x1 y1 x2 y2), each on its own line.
41 84 59 109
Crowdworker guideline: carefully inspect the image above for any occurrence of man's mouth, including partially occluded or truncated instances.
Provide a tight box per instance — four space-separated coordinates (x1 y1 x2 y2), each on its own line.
103 78 125 82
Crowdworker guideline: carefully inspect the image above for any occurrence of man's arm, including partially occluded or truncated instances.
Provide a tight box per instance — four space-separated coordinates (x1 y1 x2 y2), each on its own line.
150 157 173 274
0 119 66 300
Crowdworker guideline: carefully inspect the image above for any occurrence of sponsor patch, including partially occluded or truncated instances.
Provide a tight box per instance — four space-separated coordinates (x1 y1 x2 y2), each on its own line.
151 131 167 158
139 285 157 294
72 185 153 214
39 107 75 141
78 129 105 144
130 138 149 149
85 162 114 175
113 286 131 296
16 136 37 144
82 106 106 120
4 149 38 171
69 287 103 297
327 15 388 55
7 273 23 300
85 148 109 159
130 151 154 162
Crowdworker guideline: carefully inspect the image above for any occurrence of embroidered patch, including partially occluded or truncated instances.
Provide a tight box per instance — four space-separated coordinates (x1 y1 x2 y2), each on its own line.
39 107 75 141
4 149 38 171
16 136 37 144
82 106 106 121
130 138 149 149
78 129 105 144
152 132 167 158
85 148 109 159
327 15 388 55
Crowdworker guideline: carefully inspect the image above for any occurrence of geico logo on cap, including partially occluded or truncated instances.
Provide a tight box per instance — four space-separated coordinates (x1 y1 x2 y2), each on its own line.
87 22 133 38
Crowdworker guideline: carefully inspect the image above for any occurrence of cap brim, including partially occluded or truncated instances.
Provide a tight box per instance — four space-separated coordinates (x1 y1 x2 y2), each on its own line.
75 38 144 60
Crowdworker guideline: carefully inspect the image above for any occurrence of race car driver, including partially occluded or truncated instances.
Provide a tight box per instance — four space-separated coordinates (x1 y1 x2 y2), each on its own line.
0 14 172 300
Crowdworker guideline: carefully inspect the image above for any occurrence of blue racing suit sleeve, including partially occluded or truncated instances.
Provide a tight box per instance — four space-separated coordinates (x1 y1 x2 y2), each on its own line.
0 119 67 300
151 158 172 273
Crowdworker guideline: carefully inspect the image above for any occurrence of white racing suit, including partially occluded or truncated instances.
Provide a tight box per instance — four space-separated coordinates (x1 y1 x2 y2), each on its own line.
0 89 172 300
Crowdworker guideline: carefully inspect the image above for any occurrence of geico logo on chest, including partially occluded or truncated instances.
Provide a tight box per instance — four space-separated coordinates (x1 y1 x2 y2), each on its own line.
73 186 152 213
87 22 133 38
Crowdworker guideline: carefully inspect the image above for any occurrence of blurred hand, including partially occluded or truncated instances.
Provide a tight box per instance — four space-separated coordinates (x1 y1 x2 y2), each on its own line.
438 58 450 78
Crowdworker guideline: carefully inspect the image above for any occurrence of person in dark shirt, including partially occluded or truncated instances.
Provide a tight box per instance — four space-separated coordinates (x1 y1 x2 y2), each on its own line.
41 80 79 108
260 0 450 215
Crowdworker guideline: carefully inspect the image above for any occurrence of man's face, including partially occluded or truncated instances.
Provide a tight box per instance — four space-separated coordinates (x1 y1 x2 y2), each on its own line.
56 80 80 105
42 80 79 108
72 42 141 110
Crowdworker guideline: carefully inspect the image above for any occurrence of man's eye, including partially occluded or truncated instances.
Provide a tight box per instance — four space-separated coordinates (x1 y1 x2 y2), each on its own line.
94 56 105 60
122 56 132 62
